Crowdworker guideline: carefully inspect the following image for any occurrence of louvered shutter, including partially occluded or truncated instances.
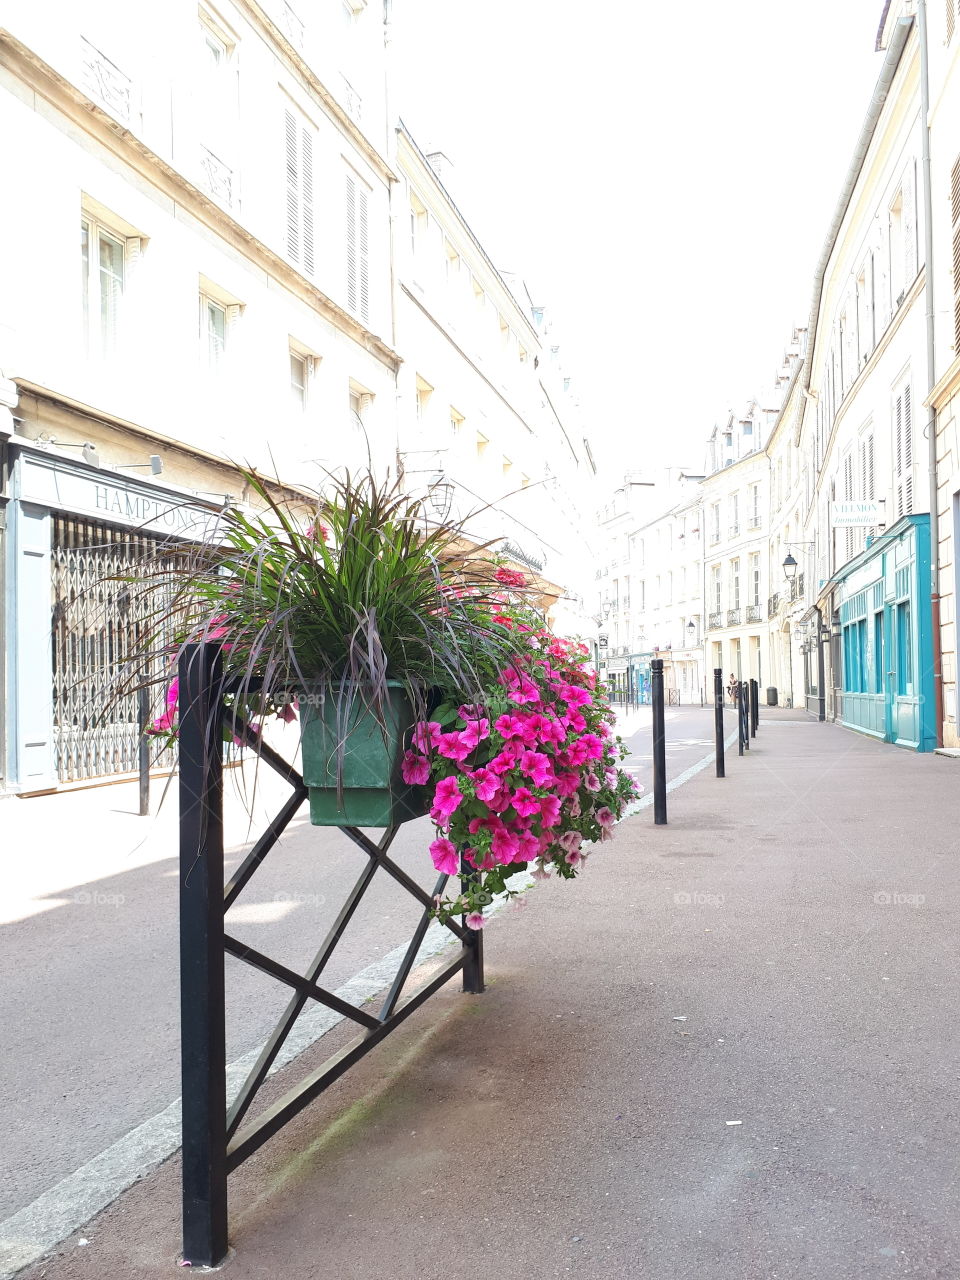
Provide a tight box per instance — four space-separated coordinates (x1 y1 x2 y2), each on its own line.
357 183 369 323
951 156 960 353
876 221 890 333
866 435 874 500
844 454 855 560
301 126 314 275
345 173 370 325
285 109 300 264
346 174 357 312
903 159 918 285
949 0 956 45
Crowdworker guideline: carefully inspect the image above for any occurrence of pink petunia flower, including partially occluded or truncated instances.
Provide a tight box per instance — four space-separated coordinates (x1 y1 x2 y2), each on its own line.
429 837 460 875
596 806 616 829
431 776 464 822
539 794 562 829
411 721 442 752
578 733 605 760
509 787 542 818
515 829 541 862
436 731 472 762
559 830 582 855
470 767 502 803
466 911 486 930
565 848 583 866
554 771 581 798
491 827 521 863
401 751 431 785
458 718 490 750
520 750 555 788
494 713 527 740
584 771 602 793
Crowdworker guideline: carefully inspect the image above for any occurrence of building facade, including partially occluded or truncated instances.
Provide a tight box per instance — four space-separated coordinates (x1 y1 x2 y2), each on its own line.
0 2 597 792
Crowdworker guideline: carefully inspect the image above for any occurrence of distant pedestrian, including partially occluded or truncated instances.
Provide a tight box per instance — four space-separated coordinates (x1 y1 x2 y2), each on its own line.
727 673 739 706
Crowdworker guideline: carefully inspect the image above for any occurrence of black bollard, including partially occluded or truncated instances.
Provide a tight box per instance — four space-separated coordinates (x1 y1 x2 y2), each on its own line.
749 678 758 737
713 667 725 778
741 682 750 751
737 680 744 756
651 658 667 825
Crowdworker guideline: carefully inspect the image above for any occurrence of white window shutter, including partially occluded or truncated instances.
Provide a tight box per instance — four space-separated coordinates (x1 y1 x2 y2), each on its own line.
345 174 357 313
301 126 314 275
903 383 912 470
358 184 369 324
876 222 890 333
285 109 300 264
903 159 918 285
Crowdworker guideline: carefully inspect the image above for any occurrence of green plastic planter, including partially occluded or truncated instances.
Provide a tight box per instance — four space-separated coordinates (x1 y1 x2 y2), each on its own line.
299 681 428 827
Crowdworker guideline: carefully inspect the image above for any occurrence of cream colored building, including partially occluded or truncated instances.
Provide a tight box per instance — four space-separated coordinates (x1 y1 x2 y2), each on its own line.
700 403 772 693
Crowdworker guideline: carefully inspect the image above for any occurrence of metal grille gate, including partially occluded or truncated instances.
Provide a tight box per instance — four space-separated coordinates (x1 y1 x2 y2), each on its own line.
51 513 177 782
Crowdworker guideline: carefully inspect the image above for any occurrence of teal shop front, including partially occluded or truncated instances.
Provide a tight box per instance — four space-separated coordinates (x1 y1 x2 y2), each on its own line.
835 514 934 752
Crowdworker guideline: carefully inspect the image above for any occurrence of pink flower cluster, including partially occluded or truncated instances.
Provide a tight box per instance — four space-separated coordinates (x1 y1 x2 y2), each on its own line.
407 621 639 924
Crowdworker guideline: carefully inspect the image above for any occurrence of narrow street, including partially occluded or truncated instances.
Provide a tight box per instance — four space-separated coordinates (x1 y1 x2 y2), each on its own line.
14 713 960 1280
0 708 719 1227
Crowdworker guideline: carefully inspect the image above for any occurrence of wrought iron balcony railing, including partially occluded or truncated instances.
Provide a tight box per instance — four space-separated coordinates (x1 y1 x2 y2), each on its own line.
746 604 762 622
767 593 780 619
708 611 723 629
726 608 742 626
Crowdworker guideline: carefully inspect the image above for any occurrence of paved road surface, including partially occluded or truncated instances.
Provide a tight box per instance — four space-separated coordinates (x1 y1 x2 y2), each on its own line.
0 706 724 1220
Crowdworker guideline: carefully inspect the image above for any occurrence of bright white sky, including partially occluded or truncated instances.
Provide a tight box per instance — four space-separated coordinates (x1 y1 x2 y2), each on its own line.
392 0 885 483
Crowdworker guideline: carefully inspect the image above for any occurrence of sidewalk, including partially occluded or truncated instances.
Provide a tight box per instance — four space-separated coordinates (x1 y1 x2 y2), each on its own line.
16 719 960 1279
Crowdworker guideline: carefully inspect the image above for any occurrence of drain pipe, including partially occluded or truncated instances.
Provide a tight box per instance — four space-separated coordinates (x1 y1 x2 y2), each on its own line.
918 0 945 745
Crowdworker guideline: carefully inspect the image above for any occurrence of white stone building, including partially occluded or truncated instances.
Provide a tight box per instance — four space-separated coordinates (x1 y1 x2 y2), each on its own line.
0 2 597 792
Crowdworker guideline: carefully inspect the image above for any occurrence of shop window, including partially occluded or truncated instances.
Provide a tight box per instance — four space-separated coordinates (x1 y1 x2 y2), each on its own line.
873 612 884 694
896 601 912 695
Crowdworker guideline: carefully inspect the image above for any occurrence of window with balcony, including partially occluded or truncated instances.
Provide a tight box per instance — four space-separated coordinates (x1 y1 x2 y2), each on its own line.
729 492 740 538
709 504 720 545
730 558 741 610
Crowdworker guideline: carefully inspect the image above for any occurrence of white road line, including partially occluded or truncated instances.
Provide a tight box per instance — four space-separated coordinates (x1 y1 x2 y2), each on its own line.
0 724 737 1278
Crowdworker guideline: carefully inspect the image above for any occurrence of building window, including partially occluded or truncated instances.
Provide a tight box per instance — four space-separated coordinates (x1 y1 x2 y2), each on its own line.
749 483 761 529
749 552 760 607
889 188 904 309
730 558 741 610
202 295 227 366
409 192 427 258
476 432 488 459
450 407 464 434
346 171 370 324
81 216 126 356
290 350 308 408
897 600 912 694
729 492 739 537
284 106 315 275
415 375 433 421
710 503 720 545
874 611 884 694
712 564 722 613
894 380 913 517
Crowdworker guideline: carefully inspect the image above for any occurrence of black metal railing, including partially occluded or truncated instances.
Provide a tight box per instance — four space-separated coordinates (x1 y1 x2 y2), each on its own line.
178 644 482 1267
767 593 780 619
708 610 723 629
745 604 762 622
726 608 742 626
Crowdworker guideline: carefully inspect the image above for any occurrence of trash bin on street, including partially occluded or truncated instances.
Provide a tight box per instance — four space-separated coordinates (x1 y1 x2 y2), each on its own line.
766 686 778 706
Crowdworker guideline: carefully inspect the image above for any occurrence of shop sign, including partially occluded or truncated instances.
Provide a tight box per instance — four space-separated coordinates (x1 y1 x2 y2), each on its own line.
832 501 881 527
